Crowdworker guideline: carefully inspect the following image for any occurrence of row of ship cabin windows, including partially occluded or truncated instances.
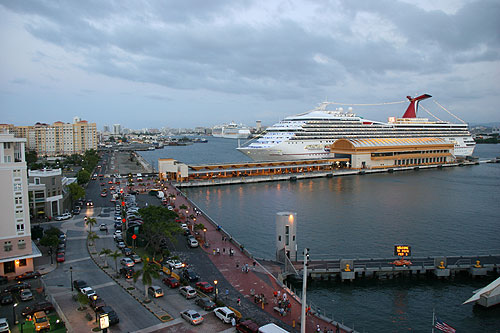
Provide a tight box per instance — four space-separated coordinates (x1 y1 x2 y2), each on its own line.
372 150 449 157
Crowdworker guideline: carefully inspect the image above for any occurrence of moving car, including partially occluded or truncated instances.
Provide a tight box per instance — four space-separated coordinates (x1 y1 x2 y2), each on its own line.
129 254 142 263
120 257 134 267
180 309 204 325
54 212 72 221
72 206 81 215
148 286 164 298
122 248 132 256
86 200 94 207
15 271 41 281
120 267 134 279
179 286 197 299
162 276 180 288
195 297 216 311
116 241 126 249
99 224 108 231
195 281 214 293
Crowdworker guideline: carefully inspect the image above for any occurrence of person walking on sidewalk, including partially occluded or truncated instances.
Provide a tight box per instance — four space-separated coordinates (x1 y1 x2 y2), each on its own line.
237 297 241 306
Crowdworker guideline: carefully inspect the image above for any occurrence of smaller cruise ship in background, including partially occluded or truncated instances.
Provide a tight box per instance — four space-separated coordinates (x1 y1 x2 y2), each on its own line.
237 94 476 161
212 122 251 139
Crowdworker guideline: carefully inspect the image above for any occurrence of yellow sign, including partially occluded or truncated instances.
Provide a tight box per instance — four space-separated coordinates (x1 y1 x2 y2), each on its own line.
394 245 411 257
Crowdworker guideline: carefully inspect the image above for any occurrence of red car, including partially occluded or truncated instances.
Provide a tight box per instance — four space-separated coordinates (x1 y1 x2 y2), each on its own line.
108 180 113 184
162 277 180 288
195 281 214 293
56 253 65 263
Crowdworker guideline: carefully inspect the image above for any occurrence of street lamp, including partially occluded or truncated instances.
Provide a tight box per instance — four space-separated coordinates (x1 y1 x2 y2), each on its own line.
214 280 218 303
203 228 207 243
13 303 18 325
70 266 73 291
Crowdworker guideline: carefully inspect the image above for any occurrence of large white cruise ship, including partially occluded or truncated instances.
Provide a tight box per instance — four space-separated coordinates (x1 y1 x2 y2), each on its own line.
212 122 251 139
237 94 475 161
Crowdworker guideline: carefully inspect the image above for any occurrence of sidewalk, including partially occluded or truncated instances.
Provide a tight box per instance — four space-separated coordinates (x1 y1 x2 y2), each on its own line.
161 182 352 333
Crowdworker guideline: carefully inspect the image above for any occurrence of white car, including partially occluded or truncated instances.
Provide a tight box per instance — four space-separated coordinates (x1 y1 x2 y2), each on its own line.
179 286 197 299
180 309 204 325
166 259 184 270
0 318 9 333
80 287 96 298
20 289 33 301
54 213 72 221
120 257 134 267
99 224 108 231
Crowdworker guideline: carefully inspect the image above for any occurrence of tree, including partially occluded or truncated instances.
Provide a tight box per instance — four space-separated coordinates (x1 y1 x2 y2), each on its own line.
76 292 89 310
40 234 59 265
68 183 85 203
100 248 112 268
179 204 188 210
87 231 99 246
133 257 160 299
25 151 38 168
139 206 181 258
194 223 205 232
85 217 97 233
109 250 122 276
77 169 91 184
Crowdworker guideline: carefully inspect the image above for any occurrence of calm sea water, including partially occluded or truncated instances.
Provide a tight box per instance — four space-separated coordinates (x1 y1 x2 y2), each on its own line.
139 141 500 332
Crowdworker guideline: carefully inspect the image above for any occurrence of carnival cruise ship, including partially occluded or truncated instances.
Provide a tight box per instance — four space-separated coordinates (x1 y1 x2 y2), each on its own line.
212 122 251 139
237 94 475 161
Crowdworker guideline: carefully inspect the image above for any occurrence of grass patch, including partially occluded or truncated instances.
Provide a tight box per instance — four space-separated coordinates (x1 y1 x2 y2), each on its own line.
127 287 135 290
92 327 101 332
160 315 172 321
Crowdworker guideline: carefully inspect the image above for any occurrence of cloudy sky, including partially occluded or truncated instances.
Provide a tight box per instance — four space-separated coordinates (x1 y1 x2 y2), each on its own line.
1 0 499 130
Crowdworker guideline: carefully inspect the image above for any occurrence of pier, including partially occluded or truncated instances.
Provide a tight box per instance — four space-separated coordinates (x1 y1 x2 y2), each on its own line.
274 253 500 282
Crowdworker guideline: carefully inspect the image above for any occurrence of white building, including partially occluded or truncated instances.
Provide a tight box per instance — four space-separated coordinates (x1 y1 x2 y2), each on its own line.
0 133 41 277
113 124 122 135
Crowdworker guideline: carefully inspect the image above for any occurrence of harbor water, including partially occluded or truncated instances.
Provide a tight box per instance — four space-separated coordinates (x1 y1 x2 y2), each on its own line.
139 140 500 332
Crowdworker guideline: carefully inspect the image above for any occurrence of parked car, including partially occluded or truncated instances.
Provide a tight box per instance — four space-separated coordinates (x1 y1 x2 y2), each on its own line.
120 258 134 267
187 238 199 248
0 293 13 305
195 297 216 311
148 286 164 298
89 296 106 310
236 319 260 333
96 306 119 325
15 271 41 281
179 286 197 299
19 289 33 301
21 301 54 316
4 282 30 293
80 287 96 299
56 253 65 262
72 206 81 215
214 306 236 324
195 281 214 293
0 276 7 285
120 267 134 279
180 309 204 325
73 280 88 292
54 212 72 221
33 311 50 331
0 318 9 333
182 269 200 282
162 277 180 288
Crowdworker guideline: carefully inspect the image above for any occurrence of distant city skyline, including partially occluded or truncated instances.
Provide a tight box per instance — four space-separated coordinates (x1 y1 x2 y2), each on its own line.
1 1 499 128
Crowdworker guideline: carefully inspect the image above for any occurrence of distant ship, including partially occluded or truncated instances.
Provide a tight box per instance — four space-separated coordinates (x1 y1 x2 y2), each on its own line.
212 122 251 139
237 94 476 161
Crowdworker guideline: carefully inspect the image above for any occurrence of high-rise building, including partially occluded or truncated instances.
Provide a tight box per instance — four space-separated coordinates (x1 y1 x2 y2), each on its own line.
103 125 110 133
6 119 97 156
0 133 41 277
113 124 122 135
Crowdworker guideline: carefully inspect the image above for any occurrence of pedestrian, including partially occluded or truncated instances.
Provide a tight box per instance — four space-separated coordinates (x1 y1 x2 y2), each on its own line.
316 324 321 332
277 290 281 299
273 290 277 299
223 248 226 254
217 248 220 255
231 317 236 327
245 263 249 272
225 288 229 298
213 249 216 256
253 261 256 267
237 297 241 306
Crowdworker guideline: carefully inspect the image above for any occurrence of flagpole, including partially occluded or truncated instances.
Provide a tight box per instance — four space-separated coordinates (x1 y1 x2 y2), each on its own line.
432 308 435 333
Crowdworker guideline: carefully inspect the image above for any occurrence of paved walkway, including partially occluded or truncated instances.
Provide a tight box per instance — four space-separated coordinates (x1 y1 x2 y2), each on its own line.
161 182 352 333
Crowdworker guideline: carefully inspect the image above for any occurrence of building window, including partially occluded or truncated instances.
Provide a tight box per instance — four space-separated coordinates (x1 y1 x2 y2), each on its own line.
15 197 22 205
18 239 26 249
35 178 40 185
13 169 21 177
19 259 27 267
15 209 23 218
14 183 22 191
4 261 15 274
17 224 25 232
4 241 12 252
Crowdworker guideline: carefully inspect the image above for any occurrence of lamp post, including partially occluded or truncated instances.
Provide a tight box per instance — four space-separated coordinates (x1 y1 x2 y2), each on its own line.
214 280 218 303
300 248 310 333
13 303 18 325
70 266 73 291
203 228 207 243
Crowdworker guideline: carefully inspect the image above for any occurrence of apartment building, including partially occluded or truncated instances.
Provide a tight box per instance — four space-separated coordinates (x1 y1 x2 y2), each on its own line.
8 119 98 156
0 133 41 277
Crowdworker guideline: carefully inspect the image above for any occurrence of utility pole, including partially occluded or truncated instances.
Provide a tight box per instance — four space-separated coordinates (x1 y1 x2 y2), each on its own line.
301 248 309 333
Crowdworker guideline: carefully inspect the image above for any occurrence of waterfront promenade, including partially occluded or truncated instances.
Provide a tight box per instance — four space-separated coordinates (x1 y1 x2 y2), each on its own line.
160 181 351 333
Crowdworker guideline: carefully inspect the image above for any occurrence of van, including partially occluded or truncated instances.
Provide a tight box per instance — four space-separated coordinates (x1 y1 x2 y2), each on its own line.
258 323 289 333
214 306 236 324
33 311 50 331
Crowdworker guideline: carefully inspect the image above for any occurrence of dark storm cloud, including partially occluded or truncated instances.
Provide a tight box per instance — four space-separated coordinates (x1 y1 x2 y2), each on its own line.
1 0 498 101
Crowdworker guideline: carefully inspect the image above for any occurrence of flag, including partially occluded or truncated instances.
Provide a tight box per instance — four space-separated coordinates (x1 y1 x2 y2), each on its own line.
434 317 456 333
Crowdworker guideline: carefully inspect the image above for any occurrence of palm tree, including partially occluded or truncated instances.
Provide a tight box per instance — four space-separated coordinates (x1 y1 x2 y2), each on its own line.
100 248 112 267
85 217 97 233
133 256 160 299
109 250 122 276
87 231 99 246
